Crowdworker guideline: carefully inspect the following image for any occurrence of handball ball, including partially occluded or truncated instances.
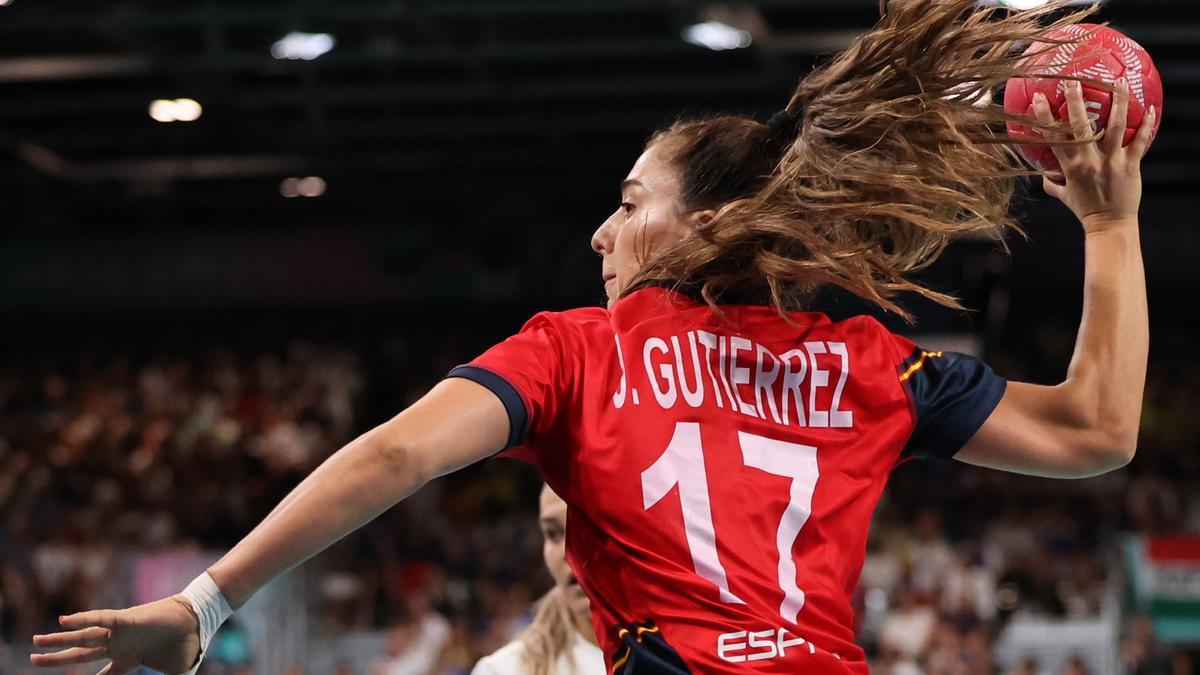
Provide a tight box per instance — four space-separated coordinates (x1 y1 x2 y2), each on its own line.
1004 24 1163 172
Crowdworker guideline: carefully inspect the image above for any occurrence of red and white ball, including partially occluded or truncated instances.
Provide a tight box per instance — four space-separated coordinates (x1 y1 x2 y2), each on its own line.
1004 24 1163 172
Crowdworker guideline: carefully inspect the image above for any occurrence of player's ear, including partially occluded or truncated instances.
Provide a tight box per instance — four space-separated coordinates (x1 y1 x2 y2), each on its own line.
687 209 717 229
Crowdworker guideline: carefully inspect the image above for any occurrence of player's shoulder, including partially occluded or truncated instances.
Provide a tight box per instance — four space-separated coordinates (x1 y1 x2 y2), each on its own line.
776 303 900 353
514 305 613 352
827 313 912 369
519 304 610 332
537 305 611 327
471 639 528 675
812 312 893 339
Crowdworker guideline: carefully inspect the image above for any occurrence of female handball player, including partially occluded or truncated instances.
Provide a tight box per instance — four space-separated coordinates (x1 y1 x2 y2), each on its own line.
471 485 604 675
31 1 1155 673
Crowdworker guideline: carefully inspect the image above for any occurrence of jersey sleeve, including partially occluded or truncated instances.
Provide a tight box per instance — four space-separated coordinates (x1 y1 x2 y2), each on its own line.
889 333 1007 461
445 311 575 457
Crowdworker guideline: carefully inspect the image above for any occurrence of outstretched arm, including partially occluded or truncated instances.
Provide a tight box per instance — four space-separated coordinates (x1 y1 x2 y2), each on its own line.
32 378 511 674
207 377 509 607
957 78 1155 479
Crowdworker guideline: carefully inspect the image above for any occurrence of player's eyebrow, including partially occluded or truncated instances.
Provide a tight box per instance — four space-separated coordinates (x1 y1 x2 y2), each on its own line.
621 179 644 191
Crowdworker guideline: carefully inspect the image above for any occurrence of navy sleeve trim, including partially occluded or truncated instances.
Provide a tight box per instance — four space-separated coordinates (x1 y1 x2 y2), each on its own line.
900 348 1007 461
446 365 529 450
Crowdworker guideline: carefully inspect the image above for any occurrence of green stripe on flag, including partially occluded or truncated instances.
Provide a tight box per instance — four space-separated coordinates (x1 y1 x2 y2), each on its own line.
1127 536 1149 603
1151 598 1200 616
1153 617 1200 643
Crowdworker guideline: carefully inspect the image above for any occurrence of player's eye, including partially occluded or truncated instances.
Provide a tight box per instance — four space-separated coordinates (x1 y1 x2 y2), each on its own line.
620 202 635 215
543 525 564 542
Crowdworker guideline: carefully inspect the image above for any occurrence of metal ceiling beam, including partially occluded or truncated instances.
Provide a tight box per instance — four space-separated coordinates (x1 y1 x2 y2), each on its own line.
4 138 311 183
24 110 676 153
0 56 151 83
14 145 631 185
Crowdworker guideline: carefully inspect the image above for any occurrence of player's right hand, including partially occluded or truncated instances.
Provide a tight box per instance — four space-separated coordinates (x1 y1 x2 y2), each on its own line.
31 595 201 675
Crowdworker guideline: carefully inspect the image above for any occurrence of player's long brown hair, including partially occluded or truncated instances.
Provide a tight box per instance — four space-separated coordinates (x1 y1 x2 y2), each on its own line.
625 0 1093 319
517 584 583 675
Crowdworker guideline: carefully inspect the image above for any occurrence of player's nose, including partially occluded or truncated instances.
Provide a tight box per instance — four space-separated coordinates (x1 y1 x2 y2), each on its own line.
591 219 614 256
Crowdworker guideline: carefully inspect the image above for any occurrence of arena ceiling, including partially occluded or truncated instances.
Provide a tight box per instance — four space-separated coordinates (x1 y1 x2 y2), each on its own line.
0 0 1197 238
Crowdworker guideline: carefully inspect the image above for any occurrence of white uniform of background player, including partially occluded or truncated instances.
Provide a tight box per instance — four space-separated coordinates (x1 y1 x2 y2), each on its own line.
472 629 603 675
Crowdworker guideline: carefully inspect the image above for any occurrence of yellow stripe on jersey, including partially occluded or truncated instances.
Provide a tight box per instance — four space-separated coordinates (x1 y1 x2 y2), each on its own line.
899 351 943 383
611 625 662 674
611 649 630 674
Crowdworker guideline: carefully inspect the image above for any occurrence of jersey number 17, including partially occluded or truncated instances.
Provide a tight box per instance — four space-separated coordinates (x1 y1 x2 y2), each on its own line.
641 421 819 624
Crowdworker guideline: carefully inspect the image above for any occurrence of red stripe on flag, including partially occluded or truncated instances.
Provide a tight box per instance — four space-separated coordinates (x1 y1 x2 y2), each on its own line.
1146 535 1200 562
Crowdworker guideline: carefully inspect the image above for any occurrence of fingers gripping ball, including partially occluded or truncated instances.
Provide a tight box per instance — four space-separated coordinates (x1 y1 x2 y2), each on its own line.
1005 24 1163 172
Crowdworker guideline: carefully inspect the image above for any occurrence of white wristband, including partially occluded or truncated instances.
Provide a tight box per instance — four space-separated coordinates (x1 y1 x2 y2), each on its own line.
179 572 234 675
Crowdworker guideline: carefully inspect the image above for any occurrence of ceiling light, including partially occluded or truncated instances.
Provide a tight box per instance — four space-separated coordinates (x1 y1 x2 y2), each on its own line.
683 21 752 51
172 98 202 122
149 98 203 123
271 32 336 61
281 176 326 198
148 99 176 123
280 177 301 198
297 176 326 198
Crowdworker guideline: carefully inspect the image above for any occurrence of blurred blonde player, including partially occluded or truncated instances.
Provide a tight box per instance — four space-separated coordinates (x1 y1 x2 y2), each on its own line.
472 485 603 675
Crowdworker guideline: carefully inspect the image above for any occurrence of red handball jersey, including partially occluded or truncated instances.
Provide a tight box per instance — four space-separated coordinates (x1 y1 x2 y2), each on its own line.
448 287 1005 675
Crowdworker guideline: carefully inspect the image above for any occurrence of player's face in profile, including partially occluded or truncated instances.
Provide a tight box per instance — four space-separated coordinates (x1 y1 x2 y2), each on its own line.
539 485 590 614
591 142 695 309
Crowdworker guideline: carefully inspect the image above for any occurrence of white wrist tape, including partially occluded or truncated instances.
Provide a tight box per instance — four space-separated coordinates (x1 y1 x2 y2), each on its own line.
179 572 234 675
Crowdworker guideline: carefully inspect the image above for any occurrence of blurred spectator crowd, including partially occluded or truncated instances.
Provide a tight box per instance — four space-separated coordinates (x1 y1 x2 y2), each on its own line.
0 342 363 649
858 323 1200 675
1 320 1197 674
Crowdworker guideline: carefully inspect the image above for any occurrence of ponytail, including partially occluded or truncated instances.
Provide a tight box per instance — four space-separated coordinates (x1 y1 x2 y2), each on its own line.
627 0 1094 319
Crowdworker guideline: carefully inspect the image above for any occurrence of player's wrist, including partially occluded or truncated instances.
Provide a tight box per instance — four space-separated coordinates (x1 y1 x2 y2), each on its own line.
179 572 234 675
1081 213 1139 235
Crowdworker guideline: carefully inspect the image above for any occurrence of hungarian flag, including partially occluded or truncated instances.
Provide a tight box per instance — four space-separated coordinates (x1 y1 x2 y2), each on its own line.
1126 535 1200 642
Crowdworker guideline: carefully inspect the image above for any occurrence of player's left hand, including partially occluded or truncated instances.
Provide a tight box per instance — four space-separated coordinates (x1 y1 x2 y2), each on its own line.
1033 77 1157 234
31 595 201 675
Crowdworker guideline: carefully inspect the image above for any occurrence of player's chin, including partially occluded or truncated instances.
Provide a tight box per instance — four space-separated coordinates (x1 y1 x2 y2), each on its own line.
604 278 619 308
565 579 590 611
